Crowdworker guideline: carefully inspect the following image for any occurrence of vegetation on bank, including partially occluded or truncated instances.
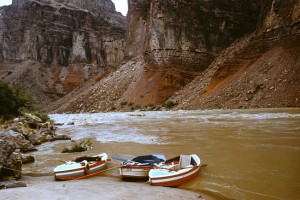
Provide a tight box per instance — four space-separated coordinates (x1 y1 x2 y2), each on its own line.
0 81 50 123
0 81 32 120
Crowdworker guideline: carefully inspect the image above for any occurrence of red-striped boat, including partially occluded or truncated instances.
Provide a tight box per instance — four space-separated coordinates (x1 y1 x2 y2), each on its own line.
148 154 203 187
113 154 166 179
54 153 110 181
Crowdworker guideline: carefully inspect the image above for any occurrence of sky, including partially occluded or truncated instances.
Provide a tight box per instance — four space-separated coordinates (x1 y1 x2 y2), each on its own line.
0 0 128 16
111 0 128 16
0 0 12 7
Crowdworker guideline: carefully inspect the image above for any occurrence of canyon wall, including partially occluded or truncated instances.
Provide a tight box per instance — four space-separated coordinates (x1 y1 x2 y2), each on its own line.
45 0 300 113
1 0 299 112
171 0 300 109
0 0 126 105
126 0 262 69
0 0 126 66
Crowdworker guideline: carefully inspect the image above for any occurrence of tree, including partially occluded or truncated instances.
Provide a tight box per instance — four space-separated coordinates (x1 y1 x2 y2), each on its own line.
0 81 32 120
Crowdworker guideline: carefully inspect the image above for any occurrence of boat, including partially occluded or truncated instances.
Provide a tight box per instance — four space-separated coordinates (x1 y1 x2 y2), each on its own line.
54 153 110 181
148 154 204 187
113 154 166 179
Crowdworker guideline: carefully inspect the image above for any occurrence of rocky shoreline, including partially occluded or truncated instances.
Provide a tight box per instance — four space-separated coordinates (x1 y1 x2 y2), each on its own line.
0 113 70 188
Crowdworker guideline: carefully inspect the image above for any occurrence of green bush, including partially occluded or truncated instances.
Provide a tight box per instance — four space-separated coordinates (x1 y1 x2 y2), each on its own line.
0 81 32 120
120 101 127 107
162 101 178 109
32 111 51 122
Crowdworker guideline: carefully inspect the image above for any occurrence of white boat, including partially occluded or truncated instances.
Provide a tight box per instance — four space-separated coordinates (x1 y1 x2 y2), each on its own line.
54 153 110 181
148 154 204 187
114 154 166 179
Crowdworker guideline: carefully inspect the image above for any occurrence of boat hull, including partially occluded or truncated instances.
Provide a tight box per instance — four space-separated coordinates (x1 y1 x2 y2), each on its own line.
54 153 109 181
54 162 108 181
149 154 202 187
120 166 152 178
117 154 166 179
149 166 201 187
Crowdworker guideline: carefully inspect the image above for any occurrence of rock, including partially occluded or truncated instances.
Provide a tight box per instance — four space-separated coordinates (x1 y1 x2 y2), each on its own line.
54 135 72 141
0 133 22 181
28 134 46 145
0 180 27 189
5 130 37 152
27 121 39 129
23 113 42 123
0 0 127 107
127 0 262 68
21 154 35 164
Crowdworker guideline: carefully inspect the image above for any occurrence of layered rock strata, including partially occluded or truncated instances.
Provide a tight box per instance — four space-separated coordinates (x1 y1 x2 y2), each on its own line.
0 0 126 106
127 0 262 69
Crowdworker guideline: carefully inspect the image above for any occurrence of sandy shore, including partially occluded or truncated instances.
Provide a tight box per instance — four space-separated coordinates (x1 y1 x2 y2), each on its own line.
0 176 214 200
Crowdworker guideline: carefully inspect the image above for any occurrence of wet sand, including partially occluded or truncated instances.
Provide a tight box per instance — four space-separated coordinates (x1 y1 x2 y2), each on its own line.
0 175 213 200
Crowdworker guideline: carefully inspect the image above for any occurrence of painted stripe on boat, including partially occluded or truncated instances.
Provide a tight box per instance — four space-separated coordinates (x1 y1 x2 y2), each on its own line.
55 163 107 178
150 167 200 183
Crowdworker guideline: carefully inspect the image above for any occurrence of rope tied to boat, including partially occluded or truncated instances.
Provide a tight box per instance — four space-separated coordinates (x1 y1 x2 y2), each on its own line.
0 166 23 173
0 163 120 182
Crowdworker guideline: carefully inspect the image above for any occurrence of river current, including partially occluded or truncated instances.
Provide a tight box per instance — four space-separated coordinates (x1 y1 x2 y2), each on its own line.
23 108 300 200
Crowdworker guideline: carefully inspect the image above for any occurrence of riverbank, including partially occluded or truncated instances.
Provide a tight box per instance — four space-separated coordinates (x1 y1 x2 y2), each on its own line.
0 175 213 200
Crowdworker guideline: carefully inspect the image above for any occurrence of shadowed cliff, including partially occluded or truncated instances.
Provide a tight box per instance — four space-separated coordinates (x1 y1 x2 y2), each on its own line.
0 0 126 106
1 0 299 112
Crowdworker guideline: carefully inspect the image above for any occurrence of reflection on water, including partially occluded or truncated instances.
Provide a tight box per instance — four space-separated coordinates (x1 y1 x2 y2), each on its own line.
23 108 300 200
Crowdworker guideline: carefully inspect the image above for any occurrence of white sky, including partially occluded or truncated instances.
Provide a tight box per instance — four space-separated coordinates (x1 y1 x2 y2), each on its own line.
0 0 12 7
111 0 128 16
0 0 128 16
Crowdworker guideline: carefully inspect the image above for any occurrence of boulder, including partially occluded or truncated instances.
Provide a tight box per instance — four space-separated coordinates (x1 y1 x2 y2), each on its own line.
0 132 22 181
0 180 27 189
54 135 72 141
21 154 35 164
5 129 37 152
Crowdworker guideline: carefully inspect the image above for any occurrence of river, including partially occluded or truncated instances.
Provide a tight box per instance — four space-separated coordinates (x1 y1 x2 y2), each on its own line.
23 108 300 200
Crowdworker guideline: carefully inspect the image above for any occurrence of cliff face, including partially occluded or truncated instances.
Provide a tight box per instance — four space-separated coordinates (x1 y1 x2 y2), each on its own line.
0 0 125 65
45 0 300 113
127 0 261 68
119 0 265 106
1 0 299 113
0 0 126 105
171 0 300 109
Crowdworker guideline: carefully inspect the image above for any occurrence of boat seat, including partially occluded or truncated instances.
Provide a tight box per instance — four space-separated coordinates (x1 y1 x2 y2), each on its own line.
179 155 192 169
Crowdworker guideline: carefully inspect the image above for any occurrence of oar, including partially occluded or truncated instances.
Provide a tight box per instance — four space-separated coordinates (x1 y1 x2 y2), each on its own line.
201 164 208 168
111 156 128 162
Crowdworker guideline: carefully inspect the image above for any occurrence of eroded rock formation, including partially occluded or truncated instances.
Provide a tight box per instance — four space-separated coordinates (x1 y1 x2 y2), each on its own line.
0 113 71 181
127 0 262 68
171 0 300 109
0 0 126 106
0 133 22 180
1 0 299 112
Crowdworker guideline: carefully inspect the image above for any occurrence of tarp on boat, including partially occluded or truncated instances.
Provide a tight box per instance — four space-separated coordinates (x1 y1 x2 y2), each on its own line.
132 154 166 165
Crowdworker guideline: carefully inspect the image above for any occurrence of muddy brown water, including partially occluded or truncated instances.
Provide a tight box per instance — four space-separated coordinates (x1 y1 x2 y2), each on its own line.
23 108 300 200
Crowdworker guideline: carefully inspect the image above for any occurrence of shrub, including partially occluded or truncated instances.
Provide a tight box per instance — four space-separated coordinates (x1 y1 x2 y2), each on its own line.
145 104 157 111
162 101 178 109
32 111 51 122
0 81 32 120
120 101 127 107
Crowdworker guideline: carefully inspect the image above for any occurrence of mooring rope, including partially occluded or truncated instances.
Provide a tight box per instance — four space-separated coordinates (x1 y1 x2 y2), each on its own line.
1 165 23 173
0 163 120 181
